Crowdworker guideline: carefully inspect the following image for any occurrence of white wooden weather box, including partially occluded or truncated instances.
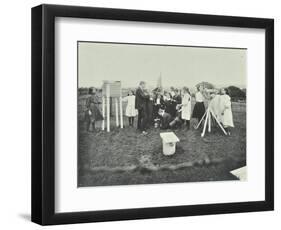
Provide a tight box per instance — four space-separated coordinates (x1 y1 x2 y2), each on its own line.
160 132 180 156
102 80 121 98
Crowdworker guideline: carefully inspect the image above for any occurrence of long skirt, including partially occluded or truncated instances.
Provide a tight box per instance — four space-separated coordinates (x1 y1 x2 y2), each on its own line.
222 108 234 128
84 103 103 122
192 102 205 120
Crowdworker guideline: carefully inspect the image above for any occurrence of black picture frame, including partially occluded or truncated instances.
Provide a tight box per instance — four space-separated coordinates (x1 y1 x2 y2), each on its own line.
31 4 274 225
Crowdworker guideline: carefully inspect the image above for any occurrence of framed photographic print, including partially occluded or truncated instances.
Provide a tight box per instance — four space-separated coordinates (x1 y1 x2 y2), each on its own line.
31 4 274 225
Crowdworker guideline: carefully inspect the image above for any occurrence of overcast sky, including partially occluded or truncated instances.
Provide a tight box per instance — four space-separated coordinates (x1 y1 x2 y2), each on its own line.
78 42 247 89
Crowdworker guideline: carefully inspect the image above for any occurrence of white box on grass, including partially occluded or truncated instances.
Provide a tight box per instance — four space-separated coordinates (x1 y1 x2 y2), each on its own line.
160 132 180 156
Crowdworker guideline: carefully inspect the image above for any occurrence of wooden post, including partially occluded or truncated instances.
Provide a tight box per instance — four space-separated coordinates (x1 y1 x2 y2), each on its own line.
102 96 105 131
195 110 207 130
208 108 211 132
106 84 110 132
201 109 209 137
119 96 123 128
115 98 119 127
210 110 227 135
110 97 113 117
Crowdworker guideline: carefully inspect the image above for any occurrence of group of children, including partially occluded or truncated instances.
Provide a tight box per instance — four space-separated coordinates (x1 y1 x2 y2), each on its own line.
84 85 234 135
122 85 234 135
124 87 188 130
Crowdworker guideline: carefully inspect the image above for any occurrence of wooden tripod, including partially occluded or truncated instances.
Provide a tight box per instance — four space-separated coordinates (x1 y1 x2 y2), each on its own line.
195 107 227 137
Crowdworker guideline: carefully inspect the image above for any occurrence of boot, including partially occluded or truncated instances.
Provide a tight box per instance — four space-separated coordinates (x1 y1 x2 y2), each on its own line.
186 120 190 130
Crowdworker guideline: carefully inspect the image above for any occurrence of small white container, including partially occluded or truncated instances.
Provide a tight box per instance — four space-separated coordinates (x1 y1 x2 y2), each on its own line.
160 132 180 156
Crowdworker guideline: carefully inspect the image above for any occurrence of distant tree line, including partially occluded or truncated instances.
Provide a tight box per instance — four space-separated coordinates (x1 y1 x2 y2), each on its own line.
196 82 246 102
79 83 246 102
78 87 90 95
78 87 102 95
227 86 246 102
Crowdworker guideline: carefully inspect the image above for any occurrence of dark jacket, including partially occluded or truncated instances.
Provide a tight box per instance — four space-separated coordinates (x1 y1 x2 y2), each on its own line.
84 95 103 121
173 94 182 104
147 98 154 123
164 100 175 117
135 87 149 110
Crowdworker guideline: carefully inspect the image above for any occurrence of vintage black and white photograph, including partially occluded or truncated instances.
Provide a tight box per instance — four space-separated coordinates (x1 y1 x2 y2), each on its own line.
77 41 247 187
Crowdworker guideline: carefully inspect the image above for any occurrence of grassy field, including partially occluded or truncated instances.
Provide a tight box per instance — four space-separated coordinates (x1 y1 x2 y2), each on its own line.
78 97 246 187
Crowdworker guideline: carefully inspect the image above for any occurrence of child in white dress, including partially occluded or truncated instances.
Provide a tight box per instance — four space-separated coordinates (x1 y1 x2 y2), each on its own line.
220 88 234 135
123 90 138 127
180 87 192 130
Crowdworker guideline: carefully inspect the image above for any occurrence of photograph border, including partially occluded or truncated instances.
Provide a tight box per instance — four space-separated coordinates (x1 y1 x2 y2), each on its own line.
76 40 248 187
31 4 274 225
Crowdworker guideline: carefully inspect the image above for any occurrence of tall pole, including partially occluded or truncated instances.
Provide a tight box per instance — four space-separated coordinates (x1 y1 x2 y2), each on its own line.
208 108 211 132
115 98 119 127
119 96 123 128
201 109 209 137
106 84 110 132
102 96 105 131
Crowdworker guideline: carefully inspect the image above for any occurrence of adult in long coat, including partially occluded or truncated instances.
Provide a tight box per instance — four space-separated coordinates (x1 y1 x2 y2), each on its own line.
135 81 150 133
84 91 103 131
146 92 155 127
